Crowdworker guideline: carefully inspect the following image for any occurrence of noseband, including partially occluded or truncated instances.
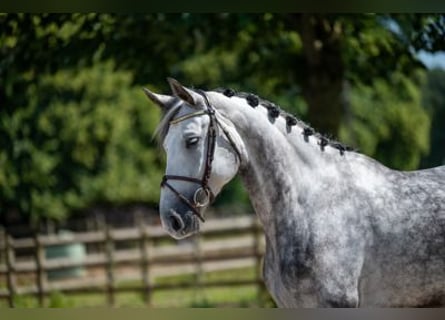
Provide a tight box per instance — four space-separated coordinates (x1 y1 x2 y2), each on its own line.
161 90 241 223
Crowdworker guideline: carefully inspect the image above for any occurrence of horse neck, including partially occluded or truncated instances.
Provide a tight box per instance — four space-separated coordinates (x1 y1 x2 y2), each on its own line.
209 92 337 225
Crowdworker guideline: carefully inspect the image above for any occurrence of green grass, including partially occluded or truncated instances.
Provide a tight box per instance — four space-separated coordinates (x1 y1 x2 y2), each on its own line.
0 267 276 308
153 285 260 308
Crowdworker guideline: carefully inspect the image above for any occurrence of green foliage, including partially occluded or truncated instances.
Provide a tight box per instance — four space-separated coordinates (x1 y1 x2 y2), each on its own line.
0 61 163 221
421 68 445 167
340 71 430 170
1 13 444 222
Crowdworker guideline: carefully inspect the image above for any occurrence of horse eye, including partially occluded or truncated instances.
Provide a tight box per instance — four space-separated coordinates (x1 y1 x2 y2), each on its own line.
185 137 200 148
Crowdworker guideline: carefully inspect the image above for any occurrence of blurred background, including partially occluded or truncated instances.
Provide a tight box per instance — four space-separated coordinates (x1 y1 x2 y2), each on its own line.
0 13 444 307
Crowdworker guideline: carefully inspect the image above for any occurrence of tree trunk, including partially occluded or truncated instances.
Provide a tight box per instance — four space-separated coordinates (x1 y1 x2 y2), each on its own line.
294 14 345 137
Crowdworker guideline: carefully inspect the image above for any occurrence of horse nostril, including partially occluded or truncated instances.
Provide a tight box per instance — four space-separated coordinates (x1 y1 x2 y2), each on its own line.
169 213 184 232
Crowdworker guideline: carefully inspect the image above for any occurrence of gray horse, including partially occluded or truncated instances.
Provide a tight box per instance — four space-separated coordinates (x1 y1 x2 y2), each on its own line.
144 78 445 307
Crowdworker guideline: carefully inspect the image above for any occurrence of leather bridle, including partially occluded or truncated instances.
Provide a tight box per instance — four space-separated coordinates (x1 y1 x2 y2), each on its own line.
161 90 241 223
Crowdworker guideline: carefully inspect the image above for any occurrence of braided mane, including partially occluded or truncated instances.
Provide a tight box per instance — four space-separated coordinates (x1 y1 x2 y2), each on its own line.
213 88 353 156
154 86 353 156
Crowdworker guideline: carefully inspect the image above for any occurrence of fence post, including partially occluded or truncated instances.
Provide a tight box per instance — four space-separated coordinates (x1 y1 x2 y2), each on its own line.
3 231 16 308
104 222 115 306
34 232 46 307
85 217 94 232
253 217 264 306
193 234 204 293
137 212 152 306
94 213 104 254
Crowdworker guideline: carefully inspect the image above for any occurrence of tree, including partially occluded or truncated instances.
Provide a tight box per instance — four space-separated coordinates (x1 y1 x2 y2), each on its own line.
340 70 430 170
0 61 163 224
1 13 443 223
421 68 445 168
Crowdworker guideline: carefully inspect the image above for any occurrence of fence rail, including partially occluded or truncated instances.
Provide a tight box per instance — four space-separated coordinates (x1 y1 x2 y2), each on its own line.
0 215 266 307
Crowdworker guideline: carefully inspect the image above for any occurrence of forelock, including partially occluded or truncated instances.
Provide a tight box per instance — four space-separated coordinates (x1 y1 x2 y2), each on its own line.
154 102 183 144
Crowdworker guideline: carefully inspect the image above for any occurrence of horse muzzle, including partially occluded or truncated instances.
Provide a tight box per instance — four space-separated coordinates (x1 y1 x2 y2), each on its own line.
161 208 200 239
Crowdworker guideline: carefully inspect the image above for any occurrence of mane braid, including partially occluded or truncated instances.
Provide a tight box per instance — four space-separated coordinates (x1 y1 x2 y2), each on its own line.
214 87 353 156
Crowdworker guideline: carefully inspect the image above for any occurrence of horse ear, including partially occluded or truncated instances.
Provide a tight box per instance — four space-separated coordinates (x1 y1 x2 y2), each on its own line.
143 88 176 110
167 77 201 107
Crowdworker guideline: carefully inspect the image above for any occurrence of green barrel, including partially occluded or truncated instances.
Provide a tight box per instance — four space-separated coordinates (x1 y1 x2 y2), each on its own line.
45 230 86 281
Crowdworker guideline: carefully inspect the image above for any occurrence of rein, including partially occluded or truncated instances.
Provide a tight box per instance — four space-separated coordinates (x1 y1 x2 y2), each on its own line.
161 90 241 223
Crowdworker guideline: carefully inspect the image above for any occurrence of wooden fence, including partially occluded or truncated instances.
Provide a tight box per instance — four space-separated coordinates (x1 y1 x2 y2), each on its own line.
0 215 266 307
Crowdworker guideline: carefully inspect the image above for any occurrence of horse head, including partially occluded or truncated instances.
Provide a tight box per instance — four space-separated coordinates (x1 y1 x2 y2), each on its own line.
144 78 245 239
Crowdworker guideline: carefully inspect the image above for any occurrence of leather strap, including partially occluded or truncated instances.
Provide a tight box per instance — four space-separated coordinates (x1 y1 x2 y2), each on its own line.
161 90 241 223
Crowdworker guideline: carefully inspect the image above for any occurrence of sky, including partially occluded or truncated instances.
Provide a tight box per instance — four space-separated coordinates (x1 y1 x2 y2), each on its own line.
417 51 445 70
383 18 445 70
